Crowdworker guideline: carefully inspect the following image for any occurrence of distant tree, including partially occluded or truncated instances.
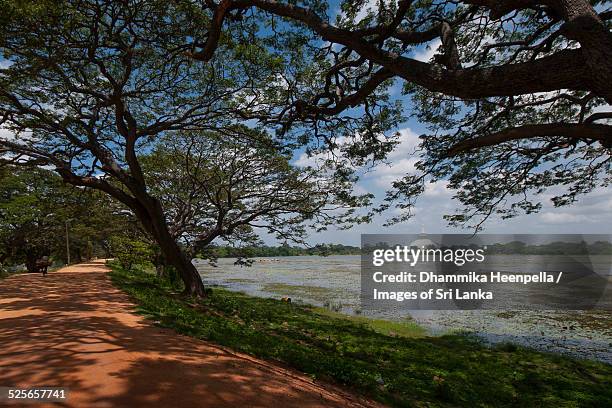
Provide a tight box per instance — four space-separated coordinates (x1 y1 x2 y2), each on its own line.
589 241 612 254
485 239 612 254
0 166 58 270
198 243 361 258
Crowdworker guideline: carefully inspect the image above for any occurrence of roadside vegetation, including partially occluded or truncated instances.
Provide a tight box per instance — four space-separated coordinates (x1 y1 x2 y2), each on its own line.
109 261 612 408
0 166 140 271
0 263 16 279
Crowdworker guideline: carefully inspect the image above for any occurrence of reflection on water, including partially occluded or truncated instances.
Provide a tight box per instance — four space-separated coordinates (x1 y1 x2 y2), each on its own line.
195 255 612 363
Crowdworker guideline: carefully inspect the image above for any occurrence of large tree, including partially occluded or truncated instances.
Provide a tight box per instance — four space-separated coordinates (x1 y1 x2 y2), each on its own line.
140 129 366 262
1 0 610 294
186 0 611 228
0 0 375 295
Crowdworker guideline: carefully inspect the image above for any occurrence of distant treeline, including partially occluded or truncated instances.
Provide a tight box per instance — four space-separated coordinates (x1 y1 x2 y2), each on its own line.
363 240 612 255
199 243 361 258
199 241 612 258
486 241 612 255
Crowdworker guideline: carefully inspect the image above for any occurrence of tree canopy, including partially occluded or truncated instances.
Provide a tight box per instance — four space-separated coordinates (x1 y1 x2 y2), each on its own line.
140 129 367 254
0 0 374 295
184 0 611 229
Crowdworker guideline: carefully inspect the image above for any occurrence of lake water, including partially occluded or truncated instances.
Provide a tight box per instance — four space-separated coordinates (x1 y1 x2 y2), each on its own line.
194 255 612 363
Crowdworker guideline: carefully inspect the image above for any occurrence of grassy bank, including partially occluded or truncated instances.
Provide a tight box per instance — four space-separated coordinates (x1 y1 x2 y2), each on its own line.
108 262 612 407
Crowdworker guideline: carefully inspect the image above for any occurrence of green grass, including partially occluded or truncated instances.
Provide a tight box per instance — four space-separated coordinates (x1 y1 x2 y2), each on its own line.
312 307 425 338
108 262 612 408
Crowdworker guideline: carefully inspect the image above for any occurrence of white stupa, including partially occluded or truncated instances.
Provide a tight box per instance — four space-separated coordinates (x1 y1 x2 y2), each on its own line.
408 226 443 316
409 225 439 248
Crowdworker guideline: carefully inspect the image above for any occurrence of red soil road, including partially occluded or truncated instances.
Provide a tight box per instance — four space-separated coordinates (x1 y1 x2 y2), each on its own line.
0 260 384 408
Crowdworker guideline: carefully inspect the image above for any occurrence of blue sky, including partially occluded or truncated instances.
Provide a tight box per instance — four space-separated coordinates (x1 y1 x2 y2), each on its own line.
278 120 612 247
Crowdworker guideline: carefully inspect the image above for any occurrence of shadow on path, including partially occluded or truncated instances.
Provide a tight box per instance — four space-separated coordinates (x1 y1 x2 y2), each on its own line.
0 260 382 408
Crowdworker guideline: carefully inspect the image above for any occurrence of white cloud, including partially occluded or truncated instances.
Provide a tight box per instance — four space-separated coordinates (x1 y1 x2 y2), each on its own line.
368 157 418 188
536 185 612 225
293 136 350 170
423 180 452 197
0 127 35 143
372 158 418 176
412 39 441 62
0 127 17 142
294 151 318 168
387 127 421 159
590 104 612 124
592 104 611 113
539 212 589 224
295 127 421 171
362 127 423 188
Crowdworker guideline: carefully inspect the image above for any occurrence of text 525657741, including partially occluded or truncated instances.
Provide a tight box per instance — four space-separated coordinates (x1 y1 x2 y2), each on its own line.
1 387 68 402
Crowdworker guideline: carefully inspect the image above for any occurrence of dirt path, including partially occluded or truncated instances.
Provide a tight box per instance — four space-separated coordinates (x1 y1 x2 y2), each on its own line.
0 260 383 408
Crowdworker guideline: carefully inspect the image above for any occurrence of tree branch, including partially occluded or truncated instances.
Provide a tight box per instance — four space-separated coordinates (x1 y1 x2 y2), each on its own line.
243 1 594 100
296 68 394 118
463 0 548 19
191 0 248 62
447 123 612 156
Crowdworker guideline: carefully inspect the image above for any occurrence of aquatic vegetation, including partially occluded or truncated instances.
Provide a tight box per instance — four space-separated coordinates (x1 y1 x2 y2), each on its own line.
322 299 344 312
262 282 348 304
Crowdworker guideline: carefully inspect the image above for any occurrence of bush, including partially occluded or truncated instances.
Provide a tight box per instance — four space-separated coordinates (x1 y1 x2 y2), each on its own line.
159 264 183 290
0 263 9 279
109 236 154 271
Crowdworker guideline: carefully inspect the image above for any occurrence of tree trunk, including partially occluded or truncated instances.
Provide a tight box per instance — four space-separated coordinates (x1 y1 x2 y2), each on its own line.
155 263 165 279
58 161 207 296
132 194 207 297
154 251 170 280
153 222 206 297
25 251 38 273
559 0 612 104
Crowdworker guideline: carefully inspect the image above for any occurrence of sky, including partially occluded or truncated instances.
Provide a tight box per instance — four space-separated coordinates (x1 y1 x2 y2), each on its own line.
275 121 612 247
